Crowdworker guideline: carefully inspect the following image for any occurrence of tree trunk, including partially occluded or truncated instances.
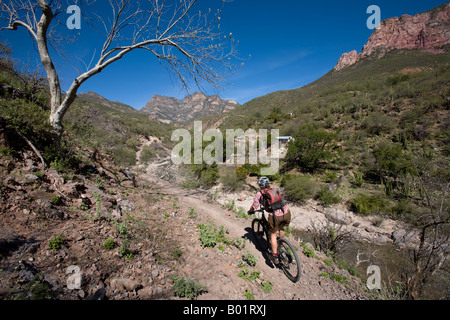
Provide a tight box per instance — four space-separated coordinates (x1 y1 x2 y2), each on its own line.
36 0 63 143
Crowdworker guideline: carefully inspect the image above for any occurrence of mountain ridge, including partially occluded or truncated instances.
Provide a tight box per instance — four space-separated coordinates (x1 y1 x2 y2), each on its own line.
140 92 240 124
334 2 450 71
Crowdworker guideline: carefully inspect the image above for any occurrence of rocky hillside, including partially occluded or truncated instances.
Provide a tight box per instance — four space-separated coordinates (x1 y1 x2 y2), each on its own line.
140 92 239 123
334 2 450 71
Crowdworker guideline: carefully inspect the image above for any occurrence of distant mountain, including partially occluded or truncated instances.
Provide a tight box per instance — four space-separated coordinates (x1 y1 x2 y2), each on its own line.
140 92 240 123
334 2 450 71
65 90 175 167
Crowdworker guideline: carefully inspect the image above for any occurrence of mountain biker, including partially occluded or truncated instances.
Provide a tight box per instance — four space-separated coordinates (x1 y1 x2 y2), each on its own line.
248 176 291 263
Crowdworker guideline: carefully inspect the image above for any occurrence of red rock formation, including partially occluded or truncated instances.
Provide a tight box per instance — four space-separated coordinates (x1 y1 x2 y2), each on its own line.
334 50 359 71
333 2 450 71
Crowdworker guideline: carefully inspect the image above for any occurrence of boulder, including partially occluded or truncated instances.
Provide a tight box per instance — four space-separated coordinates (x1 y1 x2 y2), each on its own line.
110 278 142 292
392 228 418 249
324 208 352 225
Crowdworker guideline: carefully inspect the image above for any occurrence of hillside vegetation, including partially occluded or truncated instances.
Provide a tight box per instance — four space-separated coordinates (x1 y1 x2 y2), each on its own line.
190 48 450 299
214 48 449 218
1 38 449 300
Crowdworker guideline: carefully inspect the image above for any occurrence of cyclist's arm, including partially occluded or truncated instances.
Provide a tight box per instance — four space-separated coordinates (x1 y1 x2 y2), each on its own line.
248 192 262 214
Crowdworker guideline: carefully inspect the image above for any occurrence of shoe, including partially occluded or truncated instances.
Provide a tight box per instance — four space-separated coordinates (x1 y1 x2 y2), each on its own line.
271 253 279 264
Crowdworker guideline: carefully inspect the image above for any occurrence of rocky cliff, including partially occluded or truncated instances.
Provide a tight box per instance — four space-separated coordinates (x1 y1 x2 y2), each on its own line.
334 2 450 71
140 92 239 123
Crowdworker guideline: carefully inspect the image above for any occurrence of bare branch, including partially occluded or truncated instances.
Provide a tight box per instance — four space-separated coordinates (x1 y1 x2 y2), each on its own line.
1 0 240 143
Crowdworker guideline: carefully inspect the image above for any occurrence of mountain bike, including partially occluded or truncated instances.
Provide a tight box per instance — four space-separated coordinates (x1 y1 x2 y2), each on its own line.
251 208 301 283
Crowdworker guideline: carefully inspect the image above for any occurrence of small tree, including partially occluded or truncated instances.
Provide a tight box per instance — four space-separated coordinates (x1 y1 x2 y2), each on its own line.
0 0 238 146
285 124 337 173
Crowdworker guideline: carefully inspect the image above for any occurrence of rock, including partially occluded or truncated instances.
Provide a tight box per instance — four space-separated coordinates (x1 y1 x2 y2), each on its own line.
118 199 135 212
138 286 153 299
151 269 159 278
59 181 86 199
23 174 39 183
141 92 240 124
283 289 294 300
111 209 122 218
35 199 53 212
324 208 352 225
110 278 142 292
392 228 418 249
46 209 64 220
333 3 450 71
334 50 358 71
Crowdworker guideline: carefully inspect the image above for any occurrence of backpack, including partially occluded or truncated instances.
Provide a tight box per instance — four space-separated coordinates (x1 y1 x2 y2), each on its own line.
260 188 285 213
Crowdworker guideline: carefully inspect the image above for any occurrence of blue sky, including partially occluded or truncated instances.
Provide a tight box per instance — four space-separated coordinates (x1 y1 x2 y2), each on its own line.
1 0 448 109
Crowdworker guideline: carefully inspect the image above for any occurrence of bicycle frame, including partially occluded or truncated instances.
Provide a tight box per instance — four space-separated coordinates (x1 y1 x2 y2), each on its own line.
251 208 301 283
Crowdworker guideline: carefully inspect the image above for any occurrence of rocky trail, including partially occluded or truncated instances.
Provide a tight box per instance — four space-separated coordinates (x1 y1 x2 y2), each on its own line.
135 172 368 300
0 139 382 301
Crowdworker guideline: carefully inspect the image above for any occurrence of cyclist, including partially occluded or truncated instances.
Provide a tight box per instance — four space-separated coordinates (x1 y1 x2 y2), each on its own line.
248 176 291 263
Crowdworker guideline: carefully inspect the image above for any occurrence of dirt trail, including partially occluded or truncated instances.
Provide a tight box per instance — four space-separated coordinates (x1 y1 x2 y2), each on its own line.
135 167 368 300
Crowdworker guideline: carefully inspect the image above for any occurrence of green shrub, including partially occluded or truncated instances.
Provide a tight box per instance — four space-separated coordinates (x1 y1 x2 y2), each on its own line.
113 147 136 167
285 124 337 172
386 74 410 86
242 251 257 266
170 275 207 300
103 238 116 250
234 206 251 219
220 171 244 191
118 240 132 257
316 188 341 206
187 207 197 218
350 193 390 216
197 222 233 249
171 249 183 260
50 195 61 205
361 112 396 135
238 266 260 281
235 166 248 180
260 281 272 293
331 273 349 284
140 145 157 162
199 166 219 188
350 170 364 187
223 199 235 211
48 234 64 251
241 163 259 176
244 289 255 300
301 243 315 258
234 237 246 250
197 222 218 248
282 175 319 204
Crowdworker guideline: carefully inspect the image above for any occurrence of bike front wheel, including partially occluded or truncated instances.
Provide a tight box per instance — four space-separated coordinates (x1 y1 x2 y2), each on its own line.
277 238 301 283
251 218 269 251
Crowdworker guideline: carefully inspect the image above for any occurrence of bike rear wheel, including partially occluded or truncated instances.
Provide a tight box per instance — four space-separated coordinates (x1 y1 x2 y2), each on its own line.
277 238 301 283
251 218 270 251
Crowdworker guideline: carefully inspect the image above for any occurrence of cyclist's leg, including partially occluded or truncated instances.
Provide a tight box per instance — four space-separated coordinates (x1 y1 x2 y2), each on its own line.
270 231 277 254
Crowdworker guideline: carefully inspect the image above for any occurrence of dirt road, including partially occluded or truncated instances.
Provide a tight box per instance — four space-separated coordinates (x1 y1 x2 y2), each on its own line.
136 169 368 300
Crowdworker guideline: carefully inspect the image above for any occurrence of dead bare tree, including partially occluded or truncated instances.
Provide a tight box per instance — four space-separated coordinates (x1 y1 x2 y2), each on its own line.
309 219 356 255
404 178 450 299
0 0 238 145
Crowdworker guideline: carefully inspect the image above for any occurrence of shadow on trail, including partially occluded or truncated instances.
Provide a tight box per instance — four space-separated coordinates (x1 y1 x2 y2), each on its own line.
243 227 276 269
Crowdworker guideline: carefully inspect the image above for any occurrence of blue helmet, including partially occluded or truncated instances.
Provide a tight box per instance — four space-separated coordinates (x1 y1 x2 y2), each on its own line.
257 176 270 187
